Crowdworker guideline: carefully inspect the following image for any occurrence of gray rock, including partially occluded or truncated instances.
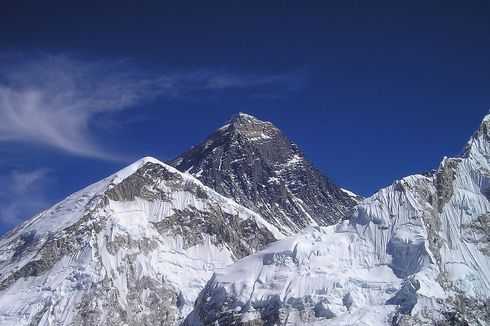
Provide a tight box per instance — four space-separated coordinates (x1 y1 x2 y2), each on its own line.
170 113 356 234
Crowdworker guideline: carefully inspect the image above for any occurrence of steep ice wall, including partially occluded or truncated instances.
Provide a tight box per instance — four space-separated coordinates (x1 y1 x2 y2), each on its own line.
187 114 490 325
0 157 282 325
186 175 445 325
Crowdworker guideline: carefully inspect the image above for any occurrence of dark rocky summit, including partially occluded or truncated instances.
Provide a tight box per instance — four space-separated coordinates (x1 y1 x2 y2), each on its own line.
170 113 356 234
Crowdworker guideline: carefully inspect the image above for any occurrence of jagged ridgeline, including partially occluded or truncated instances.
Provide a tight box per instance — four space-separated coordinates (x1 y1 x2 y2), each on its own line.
0 158 283 325
0 112 489 326
185 114 490 326
170 113 357 234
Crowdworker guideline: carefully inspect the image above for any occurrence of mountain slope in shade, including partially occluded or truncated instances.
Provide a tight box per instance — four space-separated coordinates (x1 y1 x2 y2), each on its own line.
0 157 283 325
186 114 490 325
170 113 356 234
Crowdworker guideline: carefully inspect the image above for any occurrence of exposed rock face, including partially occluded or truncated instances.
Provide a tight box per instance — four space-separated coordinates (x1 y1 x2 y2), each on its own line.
1 112 490 326
186 115 490 326
170 113 356 234
0 158 282 325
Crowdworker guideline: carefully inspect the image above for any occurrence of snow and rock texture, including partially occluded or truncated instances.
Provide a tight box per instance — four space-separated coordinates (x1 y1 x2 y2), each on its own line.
170 113 356 234
0 157 283 325
2 113 490 326
186 115 490 326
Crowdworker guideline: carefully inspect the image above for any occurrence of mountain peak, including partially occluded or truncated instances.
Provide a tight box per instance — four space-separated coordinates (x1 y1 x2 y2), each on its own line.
170 114 356 233
225 112 273 130
462 111 490 159
217 112 280 144
0 149 283 325
231 112 258 121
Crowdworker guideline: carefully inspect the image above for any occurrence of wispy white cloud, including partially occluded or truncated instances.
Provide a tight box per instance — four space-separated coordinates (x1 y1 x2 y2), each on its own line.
0 52 304 160
172 69 305 92
8 169 48 194
0 169 51 225
0 54 167 160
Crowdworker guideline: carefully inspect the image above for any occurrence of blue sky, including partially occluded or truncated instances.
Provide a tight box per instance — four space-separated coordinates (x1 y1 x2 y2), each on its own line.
0 1 489 234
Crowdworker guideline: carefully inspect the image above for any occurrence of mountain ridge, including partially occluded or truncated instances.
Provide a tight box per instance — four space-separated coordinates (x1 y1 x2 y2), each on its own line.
0 112 489 325
170 113 356 234
185 113 490 325
0 156 283 325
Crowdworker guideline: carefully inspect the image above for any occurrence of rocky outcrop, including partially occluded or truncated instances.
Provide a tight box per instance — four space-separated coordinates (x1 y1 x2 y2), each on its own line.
186 114 490 326
0 158 282 325
170 113 356 234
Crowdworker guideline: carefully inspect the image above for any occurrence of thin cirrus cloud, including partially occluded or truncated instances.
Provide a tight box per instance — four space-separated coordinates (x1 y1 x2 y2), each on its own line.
0 52 304 161
0 169 51 225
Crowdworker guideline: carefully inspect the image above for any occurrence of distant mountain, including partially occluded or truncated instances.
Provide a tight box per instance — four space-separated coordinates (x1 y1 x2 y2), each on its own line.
186 114 490 325
170 113 356 234
0 158 282 325
2 112 489 326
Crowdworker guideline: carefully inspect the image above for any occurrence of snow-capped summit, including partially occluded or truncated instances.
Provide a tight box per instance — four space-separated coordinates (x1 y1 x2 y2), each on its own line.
186 114 490 325
2 112 488 326
0 157 282 325
216 112 278 142
229 111 265 124
462 111 490 160
170 113 356 234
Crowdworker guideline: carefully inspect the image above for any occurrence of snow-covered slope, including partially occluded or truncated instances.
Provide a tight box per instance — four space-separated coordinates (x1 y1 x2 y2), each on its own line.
186 115 490 325
170 113 356 235
0 157 283 325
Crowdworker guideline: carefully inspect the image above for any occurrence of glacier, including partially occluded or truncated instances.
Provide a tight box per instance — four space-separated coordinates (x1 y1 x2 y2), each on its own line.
186 115 490 325
0 113 489 325
0 157 282 325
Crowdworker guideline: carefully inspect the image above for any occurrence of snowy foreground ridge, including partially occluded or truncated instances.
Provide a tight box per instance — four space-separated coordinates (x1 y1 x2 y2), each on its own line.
0 112 489 325
0 158 283 325
186 114 490 325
